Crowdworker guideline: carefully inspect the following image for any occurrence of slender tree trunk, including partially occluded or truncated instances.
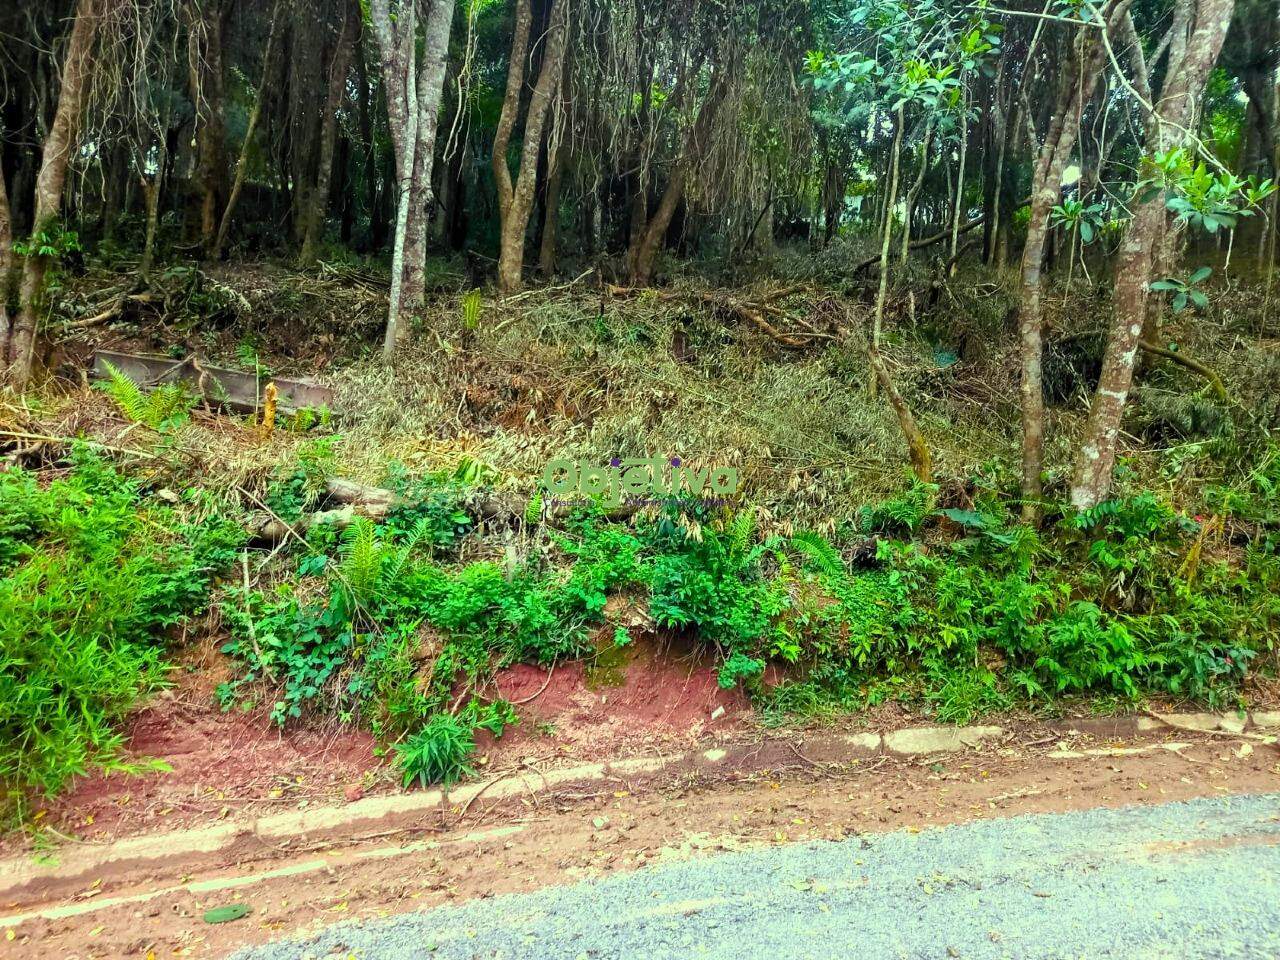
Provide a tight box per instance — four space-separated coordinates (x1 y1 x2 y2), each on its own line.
1070 0 1234 509
1016 3 1126 516
874 106 904 354
372 0 458 354
539 125 568 276
212 0 283 261
627 50 657 256
187 0 228 255
989 85 1016 268
139 140 168 282
948 79 969 275
300 4 358 266
866 104 929 482
0 159 14 378
900 118 934 265
9 0 101 387
538 52 572 277
629 73 728 286
354 36 382 251
493 0 569 293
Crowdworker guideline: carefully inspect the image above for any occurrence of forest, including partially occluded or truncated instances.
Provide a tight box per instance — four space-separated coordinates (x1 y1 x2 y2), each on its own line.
0 0 1278 822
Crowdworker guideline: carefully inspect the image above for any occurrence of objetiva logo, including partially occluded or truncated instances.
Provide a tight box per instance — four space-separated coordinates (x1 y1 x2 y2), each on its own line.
541 456 739 508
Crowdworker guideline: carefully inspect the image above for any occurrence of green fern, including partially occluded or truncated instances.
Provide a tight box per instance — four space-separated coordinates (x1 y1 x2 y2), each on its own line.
460 289 483 332
99 360 194 429
384 515 436 589
336 516 383 614
100 360 151 424
790 530 844 578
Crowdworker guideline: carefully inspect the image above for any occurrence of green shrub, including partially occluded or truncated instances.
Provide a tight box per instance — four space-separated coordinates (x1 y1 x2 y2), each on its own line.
222 467 1279 753
0 449 240 815
98 360 196 430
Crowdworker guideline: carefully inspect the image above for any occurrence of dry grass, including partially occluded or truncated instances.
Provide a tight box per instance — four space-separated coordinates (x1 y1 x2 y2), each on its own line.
17 256 1277 531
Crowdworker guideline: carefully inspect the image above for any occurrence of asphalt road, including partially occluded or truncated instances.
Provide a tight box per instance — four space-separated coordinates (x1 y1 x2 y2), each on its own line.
232 793 1280 960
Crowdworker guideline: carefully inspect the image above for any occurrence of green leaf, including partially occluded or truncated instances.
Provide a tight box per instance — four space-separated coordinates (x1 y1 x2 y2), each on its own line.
1188 266 1212 285
1189 290 1208 309
1079 221 1094 242
1149 280 1179 292
939 508 989 529
1172 292 1188 312
204 904 251 924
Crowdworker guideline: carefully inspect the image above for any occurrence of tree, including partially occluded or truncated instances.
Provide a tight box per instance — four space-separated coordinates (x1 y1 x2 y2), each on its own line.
1015 0 1130 517
212 0 284 261
370 0 458 354
492 0 570 294
299 1 359 267
186 0 229 255
1070 0 1240 509
7 0 104 387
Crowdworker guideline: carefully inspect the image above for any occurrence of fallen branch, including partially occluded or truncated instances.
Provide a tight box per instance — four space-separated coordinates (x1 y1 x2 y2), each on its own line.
605 284 832 349
1137 341 1228 402
853 215 985 276
0 428 161 460
68 292 161 330
853 195 1032 277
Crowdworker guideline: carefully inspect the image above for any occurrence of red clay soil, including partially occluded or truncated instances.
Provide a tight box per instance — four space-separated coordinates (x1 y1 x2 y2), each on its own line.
19 697 379 851
486 635 747 751
10 636 746 852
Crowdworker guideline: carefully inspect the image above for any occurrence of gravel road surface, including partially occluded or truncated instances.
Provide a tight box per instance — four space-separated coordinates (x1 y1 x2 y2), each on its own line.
231 792 1280 960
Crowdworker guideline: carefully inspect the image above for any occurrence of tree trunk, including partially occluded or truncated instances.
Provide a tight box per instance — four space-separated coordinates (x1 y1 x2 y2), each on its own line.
539 132 567 276
0 157 14 378
9 0 101 387
371 0 458 354
187 0 228 255
139 144 167 282
493 0 570 294
538 59 572 277
948 79 969 275
866 104 929 481
900 118 934 264
874 106 904 355
300 3 358 266
1016 3 1126 516
212 0 284 261
1070 0 1235 509
628 73 728 287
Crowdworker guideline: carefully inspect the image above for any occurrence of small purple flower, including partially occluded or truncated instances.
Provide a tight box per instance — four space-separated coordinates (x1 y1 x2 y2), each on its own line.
670 456 682 467
609 456 622 468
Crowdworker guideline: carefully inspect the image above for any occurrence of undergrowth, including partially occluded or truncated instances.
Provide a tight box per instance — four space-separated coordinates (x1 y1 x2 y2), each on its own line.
17 439 1270 804
216 443 1280 790
0 448 242 818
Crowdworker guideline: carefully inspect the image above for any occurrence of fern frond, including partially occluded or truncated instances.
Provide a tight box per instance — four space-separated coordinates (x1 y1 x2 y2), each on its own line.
338 516 383 609
727 509 755 554
385 515 434 589
790 530 845 578
460 289 483 331
100 360 151 425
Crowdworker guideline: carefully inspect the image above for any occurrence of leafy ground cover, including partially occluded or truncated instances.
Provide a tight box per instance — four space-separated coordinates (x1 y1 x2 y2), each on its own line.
0 448 242 819
4 274 1279 818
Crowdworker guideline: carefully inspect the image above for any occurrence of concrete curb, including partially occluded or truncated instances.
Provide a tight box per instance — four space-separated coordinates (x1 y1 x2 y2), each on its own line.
2 710 1270 906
